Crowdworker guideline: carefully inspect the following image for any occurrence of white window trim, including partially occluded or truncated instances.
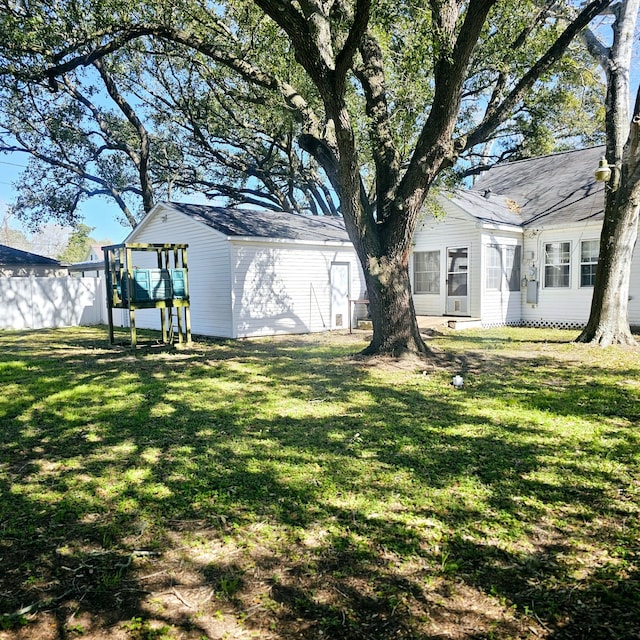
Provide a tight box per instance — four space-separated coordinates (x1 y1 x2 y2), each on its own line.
486 244 522 292
580 239 599 288
414 250 440 295
544 241 571 288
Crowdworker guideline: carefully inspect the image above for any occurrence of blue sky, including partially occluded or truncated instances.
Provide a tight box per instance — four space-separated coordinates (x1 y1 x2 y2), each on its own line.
0 158 132 244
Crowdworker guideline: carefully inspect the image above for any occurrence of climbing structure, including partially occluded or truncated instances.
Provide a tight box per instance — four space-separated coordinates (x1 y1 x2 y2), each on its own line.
103 243 191 348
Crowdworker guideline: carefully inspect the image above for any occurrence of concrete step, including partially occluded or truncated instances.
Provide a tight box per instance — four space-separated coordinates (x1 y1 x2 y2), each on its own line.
447 318 483 330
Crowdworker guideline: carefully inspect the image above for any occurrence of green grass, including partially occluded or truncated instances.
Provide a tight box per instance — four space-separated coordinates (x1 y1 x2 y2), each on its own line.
0 326 639 639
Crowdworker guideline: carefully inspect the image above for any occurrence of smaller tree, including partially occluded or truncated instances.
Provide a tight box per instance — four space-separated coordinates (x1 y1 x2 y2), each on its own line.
577 0 640 346
58 223 94 263
0 211 29 248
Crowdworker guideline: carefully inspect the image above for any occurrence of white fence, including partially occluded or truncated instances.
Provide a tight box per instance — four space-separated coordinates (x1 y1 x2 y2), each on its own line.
0 276 107 330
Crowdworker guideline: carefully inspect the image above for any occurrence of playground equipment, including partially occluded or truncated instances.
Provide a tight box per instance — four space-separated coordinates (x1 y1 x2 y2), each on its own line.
103 243 191 348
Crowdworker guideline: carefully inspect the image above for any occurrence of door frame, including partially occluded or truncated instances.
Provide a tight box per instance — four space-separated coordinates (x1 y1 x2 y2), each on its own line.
445 246 470 316
330 262 351 329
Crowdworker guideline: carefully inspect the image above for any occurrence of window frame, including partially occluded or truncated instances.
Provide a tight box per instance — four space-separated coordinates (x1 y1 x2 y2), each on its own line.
413 250 440 294
544 241 571 288
486 245 502 291
580 239 599 288
485 244 522 292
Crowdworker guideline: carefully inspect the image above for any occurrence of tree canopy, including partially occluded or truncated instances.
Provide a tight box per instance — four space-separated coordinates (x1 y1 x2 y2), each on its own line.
1 1 607 226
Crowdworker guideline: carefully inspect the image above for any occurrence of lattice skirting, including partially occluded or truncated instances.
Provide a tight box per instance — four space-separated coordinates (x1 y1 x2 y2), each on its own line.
481 320 586 330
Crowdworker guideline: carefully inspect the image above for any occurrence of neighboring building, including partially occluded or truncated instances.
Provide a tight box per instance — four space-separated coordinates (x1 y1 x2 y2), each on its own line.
88 243 104 262
0 244 67 277
67 260 104 278
67 243 106 278
122 203 366 338
410 145 639 329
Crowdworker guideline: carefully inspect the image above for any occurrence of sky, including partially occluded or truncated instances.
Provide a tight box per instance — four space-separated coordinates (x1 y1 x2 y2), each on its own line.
0 158 132 245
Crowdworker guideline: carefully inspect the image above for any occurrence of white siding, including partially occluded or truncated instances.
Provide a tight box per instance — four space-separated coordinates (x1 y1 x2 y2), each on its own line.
521 224 600 328
629 242 640 327
125 204 235 338
480 230 523 326
411 208 483 318
230 241 365 338
0 276 105 330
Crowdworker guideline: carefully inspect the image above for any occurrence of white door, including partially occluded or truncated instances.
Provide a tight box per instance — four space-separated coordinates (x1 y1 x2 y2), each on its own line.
330 262 350 329
446 247 469 315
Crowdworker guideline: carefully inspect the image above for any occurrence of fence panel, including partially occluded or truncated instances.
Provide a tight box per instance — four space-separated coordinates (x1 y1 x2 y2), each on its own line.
0 277 106 330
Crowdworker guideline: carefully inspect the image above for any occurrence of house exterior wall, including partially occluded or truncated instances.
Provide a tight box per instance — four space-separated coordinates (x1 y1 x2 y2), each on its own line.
0 276 104 329
411 211 523 324
125 204 235 338
230 240 365 338
412 209 640 330
411 208 486 319
520 223 602 328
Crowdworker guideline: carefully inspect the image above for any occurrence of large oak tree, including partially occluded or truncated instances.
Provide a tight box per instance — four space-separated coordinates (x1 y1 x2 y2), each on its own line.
0 0 613 355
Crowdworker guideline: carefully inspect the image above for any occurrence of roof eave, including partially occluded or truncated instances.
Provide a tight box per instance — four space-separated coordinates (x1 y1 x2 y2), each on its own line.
475 220 524 232
228 235 352 247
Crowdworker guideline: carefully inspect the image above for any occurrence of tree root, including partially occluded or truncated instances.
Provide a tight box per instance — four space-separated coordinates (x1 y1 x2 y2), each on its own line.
575 325 638 347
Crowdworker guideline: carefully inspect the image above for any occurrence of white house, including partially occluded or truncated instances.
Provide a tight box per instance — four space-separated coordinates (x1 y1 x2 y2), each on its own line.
122 202 366 338
411 145 640 329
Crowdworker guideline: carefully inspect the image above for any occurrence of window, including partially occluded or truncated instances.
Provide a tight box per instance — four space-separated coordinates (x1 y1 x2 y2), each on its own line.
486 245 522 292
544 242 571 287
414 251 440 294
486 245 502 291
581 240 599 287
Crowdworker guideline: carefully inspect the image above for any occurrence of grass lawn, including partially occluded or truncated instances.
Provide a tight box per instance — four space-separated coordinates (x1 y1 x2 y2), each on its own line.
0 325 639 640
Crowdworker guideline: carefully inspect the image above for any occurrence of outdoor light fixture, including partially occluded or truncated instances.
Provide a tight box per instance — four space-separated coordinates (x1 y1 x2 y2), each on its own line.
594 156 613 182
451 375 464 389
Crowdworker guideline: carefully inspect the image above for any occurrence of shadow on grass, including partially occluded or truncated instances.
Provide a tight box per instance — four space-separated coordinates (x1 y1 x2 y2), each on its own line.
0 326 639 638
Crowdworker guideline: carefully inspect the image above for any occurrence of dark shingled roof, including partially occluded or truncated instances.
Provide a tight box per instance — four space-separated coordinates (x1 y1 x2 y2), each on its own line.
0 244 62 266
469 145 606 227
163 203 350 242
448 189 526 227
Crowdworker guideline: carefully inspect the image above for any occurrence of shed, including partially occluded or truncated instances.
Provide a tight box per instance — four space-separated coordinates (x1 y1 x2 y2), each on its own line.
123 203 366 338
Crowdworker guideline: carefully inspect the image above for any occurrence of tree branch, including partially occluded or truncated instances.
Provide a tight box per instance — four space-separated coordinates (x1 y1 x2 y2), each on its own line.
354 33 400 220
334 0 371 90
465 0 613 149
92 58 155 212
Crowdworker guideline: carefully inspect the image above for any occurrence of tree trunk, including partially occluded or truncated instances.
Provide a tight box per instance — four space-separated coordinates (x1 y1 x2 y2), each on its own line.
577 185 639 345
360 252 428 356
577 0 639 346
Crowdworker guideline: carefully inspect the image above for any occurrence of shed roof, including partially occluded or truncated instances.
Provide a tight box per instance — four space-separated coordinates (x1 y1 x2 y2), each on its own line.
0 243 62 266
163 203 350 243
468 145 606 228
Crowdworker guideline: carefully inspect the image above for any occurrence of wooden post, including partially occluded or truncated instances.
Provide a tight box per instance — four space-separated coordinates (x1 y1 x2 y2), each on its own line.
129 307 137 349
156 251 171 344
184 305 192 345
125 247 136 348
104 248 115 344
